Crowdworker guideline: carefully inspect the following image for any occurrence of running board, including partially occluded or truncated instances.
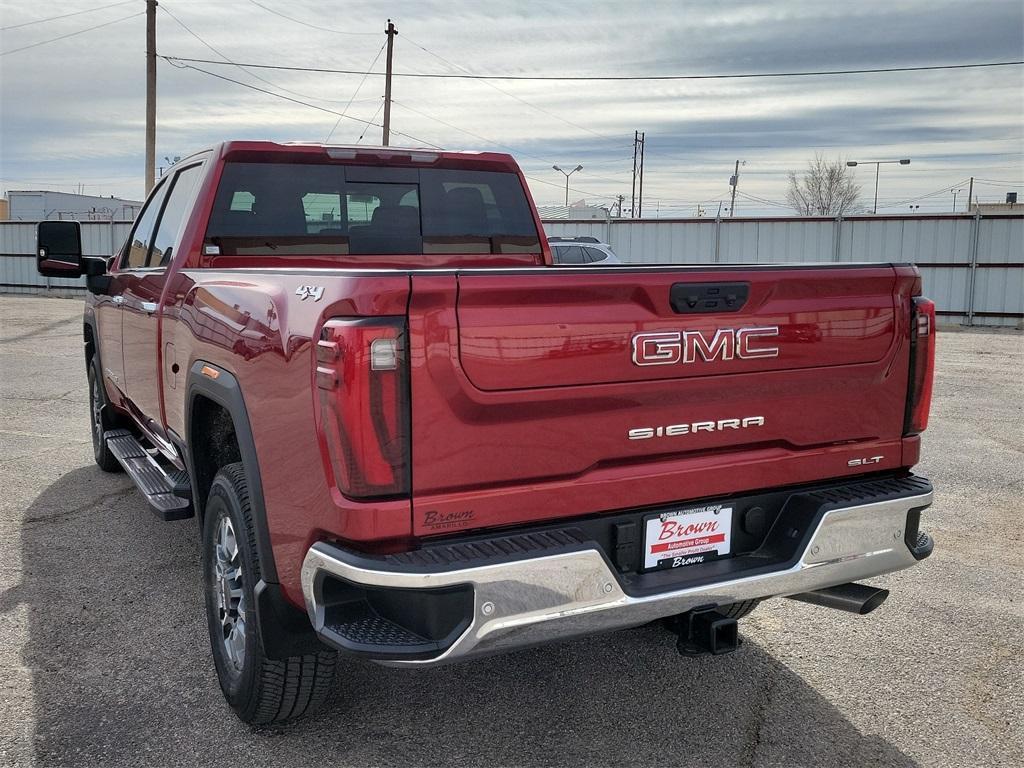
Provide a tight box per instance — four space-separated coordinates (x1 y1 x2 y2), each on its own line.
104 429 193 521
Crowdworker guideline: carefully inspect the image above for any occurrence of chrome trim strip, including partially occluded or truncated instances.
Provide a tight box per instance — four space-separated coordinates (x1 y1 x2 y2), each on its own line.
300 491 931 667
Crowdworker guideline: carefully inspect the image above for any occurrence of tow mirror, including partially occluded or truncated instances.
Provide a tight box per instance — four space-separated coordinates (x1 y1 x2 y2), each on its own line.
37 221 84 278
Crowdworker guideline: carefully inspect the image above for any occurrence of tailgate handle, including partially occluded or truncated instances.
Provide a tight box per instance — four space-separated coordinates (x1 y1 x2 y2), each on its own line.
670 282 749 314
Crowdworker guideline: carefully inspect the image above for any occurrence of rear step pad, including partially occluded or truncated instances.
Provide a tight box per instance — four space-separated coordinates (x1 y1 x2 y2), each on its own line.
104 429 193 521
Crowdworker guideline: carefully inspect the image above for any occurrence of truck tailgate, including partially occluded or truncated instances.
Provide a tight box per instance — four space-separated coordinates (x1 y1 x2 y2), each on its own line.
407 266 917 536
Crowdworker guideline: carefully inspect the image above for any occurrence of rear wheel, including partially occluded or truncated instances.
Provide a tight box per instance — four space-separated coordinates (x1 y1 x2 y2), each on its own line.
87 359 121 472
718 599 760 619
202 462 337 724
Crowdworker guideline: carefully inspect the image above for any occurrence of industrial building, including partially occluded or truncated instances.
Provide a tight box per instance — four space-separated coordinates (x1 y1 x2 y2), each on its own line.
2 190 142 221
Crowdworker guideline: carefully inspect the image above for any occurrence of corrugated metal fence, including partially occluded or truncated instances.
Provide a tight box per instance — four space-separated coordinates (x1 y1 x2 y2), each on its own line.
544 214 1023 327
1 215 1021 326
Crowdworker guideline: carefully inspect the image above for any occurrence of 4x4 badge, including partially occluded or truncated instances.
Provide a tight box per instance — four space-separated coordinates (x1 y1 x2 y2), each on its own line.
295 285 325 302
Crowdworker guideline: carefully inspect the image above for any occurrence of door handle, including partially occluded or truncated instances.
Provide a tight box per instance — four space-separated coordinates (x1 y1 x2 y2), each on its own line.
111 296 125 306
141 301 158 314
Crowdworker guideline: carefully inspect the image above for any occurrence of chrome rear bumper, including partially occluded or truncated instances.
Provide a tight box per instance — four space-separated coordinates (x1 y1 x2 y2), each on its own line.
301 486 932 667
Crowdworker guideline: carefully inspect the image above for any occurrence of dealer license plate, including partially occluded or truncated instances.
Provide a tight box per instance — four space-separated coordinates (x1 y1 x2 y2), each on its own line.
643 504 733 571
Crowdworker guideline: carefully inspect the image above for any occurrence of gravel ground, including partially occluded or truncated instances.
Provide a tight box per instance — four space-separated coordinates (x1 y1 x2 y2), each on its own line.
1 294 1021 768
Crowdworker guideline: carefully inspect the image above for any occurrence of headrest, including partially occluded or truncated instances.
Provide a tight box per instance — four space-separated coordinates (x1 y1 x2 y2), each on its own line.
443 187 488 233
370 205 420 232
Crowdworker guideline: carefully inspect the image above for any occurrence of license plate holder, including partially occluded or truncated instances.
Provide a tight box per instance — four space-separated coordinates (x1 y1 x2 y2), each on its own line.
642 503 733 571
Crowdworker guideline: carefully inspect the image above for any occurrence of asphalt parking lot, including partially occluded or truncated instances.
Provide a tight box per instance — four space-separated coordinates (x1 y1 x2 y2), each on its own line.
1 294 1021 768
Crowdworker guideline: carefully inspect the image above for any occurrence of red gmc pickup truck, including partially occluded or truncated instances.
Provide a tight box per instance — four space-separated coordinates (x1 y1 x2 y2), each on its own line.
36 141 936 724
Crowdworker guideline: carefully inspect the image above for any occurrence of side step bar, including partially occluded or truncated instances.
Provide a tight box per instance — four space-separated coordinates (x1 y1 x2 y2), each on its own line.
104 429 193 521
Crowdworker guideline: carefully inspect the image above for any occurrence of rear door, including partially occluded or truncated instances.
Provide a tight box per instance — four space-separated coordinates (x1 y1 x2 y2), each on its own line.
408 265 916 535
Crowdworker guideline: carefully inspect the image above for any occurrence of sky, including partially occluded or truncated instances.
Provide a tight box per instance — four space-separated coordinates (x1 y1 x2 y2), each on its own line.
1 0 1022 216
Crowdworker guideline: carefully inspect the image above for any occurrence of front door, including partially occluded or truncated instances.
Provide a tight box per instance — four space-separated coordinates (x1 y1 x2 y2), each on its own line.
98 177 171 408
121 163 202 444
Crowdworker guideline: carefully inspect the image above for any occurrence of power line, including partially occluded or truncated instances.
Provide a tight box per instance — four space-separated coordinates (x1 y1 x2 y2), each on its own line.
356 100 386 143
0 10 142 56
401 35 623 146
159 3 374 106
163 59 443 148
877 180 974 208
156 56 1024 81
325 42 388 142
736 192 787 208
245 0 378 36
0 0 134 31
392 98 631 187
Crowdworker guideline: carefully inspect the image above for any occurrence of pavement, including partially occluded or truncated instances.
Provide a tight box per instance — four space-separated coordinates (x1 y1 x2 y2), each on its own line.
0 294 1021 768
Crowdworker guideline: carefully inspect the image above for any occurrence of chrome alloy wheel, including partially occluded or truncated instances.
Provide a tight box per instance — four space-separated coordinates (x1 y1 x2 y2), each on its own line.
214 515 248 671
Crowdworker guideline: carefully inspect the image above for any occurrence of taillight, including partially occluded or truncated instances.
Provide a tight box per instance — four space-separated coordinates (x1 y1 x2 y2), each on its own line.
904 297 936 435
315 318 409 499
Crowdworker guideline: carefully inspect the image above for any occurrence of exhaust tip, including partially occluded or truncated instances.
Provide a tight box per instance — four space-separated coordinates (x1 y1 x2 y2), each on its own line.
787 583 890 615
856 587 889 615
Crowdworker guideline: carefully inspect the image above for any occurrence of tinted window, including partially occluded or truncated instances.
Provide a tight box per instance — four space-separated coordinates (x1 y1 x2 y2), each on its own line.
205 163 540 256
123 179 169 269
150 165 202 267
584 247 607 263
554 245 586 264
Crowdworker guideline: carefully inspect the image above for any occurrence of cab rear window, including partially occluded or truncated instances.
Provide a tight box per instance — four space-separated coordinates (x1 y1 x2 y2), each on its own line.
205 162 541 256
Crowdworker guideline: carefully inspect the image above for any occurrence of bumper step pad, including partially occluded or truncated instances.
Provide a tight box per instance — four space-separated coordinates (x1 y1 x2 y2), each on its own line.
104 429 193 521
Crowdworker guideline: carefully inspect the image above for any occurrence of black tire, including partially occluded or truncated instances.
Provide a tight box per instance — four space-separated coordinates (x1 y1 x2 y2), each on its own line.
202 462 337 724
718 599 760 619
87 358 122 473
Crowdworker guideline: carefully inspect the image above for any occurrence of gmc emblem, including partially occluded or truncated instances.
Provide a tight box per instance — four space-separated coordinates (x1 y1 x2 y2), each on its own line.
631 326 779 367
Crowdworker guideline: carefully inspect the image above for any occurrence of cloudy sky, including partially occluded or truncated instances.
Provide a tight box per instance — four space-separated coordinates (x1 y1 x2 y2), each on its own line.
1 0 1022 215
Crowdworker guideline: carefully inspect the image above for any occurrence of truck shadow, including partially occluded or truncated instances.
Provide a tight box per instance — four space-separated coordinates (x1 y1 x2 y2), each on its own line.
9 467 918 767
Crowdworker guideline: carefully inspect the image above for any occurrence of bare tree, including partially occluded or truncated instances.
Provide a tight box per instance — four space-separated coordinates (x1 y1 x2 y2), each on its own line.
786 154 862 216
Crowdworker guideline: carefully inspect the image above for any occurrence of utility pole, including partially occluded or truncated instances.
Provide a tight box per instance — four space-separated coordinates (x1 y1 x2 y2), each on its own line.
637 132 645 218
614 194 624 217
145 0 157 194
729 160 741 217
967 176 974 213
382 19 397 146
631 131 639 218
626 131 643 218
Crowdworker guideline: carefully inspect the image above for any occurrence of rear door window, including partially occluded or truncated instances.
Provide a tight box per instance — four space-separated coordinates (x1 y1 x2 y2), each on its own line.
584 246 608 263
205 162 540 256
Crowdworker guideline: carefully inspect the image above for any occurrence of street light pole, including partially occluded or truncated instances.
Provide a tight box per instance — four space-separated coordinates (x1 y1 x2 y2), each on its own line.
951 188 963 212
846 158 911 214
553 164 583 207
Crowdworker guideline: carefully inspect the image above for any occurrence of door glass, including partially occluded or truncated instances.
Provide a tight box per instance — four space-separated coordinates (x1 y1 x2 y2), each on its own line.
124 180 169 269
150 164 202 267
584 247 607 263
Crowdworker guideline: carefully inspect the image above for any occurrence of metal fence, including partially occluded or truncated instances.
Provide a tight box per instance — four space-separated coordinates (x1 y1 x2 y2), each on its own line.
543 213 1023 327
1 215 1021 327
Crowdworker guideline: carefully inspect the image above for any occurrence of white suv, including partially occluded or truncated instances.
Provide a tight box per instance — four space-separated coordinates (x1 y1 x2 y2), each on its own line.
548 236 622 266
